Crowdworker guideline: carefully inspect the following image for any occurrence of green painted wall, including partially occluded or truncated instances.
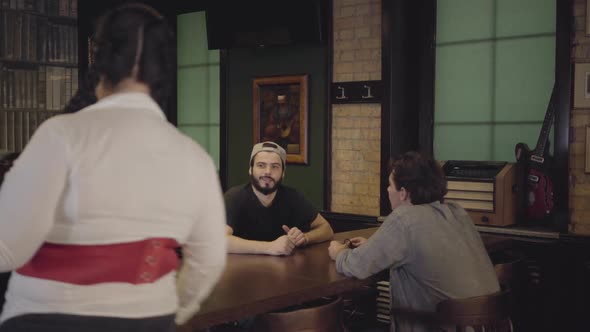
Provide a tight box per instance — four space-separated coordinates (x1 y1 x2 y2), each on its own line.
225 46 327 209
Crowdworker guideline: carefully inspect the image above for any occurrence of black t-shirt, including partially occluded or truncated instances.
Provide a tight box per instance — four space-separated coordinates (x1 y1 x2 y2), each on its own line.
224 183 318 241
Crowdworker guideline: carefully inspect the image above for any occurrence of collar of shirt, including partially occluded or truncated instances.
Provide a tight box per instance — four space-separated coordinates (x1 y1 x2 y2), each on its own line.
91 92 166 121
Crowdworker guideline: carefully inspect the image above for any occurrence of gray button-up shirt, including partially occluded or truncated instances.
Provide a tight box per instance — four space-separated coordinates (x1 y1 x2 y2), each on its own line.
336 202 500 332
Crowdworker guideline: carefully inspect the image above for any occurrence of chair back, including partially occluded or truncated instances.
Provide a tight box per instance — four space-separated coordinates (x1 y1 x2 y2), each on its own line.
493 251 525 290
436 291 512 332
253 296 345 332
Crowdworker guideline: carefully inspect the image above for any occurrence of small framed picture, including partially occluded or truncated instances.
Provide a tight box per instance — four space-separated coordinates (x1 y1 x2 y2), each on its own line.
573 63 590 108
252 74 309 165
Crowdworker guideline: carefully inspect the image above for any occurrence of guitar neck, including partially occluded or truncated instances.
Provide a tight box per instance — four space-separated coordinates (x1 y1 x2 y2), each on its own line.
532 84 556 159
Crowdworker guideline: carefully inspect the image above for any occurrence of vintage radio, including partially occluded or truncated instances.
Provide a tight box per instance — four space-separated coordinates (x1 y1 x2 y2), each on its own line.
442 161 517 227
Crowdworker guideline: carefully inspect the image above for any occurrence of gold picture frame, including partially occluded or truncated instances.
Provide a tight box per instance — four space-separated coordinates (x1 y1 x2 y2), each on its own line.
252 74 309 165
573 63 590 108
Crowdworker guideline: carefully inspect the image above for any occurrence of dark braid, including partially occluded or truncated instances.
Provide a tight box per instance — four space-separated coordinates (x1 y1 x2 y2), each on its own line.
92 3 174 111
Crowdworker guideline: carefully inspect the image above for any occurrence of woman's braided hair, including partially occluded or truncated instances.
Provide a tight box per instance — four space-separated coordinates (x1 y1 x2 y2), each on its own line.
92 3 174 111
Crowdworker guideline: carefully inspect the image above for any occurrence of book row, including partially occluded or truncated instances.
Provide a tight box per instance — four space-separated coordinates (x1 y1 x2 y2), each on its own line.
0 0 77 18
0 66 79 111
0 10 78 63
0 109 60 152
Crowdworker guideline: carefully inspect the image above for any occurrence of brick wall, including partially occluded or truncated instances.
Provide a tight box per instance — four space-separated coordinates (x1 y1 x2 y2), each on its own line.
570 0 590 235
331 0 382 216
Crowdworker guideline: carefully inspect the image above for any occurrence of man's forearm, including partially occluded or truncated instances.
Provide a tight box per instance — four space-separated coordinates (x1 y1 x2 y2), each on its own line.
305 221 334 245
227 235 271 255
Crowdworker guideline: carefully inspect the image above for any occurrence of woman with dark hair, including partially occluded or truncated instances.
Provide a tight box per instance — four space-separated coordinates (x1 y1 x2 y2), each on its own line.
328 151 500 332
0 3 226 331
92 2 174 111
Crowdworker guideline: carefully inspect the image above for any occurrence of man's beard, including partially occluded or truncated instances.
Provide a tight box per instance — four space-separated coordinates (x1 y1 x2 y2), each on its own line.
251 173 282 195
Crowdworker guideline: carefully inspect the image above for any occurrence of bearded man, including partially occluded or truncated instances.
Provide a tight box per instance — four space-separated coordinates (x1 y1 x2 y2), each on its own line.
224 142 333 256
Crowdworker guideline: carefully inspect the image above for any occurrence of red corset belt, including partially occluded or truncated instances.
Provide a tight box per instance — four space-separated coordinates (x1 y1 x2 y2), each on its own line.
16 238 180 285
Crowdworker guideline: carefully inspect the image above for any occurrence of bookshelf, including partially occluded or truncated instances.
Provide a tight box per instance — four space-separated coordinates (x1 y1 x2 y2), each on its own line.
0 0 78 153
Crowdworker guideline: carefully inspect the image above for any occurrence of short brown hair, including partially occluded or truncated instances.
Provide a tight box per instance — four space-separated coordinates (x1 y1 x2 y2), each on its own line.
389 151 447 205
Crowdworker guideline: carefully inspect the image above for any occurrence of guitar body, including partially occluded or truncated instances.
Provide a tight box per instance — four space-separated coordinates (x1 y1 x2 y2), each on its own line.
514 142 554 221
526 168 554 219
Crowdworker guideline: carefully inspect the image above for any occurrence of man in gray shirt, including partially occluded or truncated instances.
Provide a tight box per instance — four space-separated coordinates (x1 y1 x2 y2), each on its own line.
328 151 500 332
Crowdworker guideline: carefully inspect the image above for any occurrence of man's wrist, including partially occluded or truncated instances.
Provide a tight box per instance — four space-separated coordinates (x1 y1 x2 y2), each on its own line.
342 238 352 248
335 245 348 258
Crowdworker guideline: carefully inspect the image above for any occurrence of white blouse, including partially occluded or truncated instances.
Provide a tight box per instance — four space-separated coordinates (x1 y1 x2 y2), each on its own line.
0 92 227 325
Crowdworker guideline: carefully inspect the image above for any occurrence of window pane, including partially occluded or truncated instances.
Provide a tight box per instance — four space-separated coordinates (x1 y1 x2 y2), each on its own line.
435 42 493 122
496 0 555 37
495 37 555 122
177 11 220 167
437 0 494 43
208 65 220 124
208 48 220 63
209 125 220 169
435 0 555 163
178 67 209 124
493 124 545 161
434 125 492 161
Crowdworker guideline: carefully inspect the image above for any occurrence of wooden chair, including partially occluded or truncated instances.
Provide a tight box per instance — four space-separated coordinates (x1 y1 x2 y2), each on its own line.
436 291 513 332
495 261 518 290
493 251 526 331
492 251 525 290
252 296 345 332
390 291 513 332
341 285 379 329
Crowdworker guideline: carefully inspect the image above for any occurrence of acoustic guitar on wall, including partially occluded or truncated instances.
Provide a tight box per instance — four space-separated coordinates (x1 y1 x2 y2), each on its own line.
514 84 556 221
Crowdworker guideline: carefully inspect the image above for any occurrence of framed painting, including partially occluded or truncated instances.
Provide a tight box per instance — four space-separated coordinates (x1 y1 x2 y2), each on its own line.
253 74 309 165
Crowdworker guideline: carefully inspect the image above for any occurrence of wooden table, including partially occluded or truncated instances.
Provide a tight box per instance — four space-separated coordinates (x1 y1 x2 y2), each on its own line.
179 228 513 331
